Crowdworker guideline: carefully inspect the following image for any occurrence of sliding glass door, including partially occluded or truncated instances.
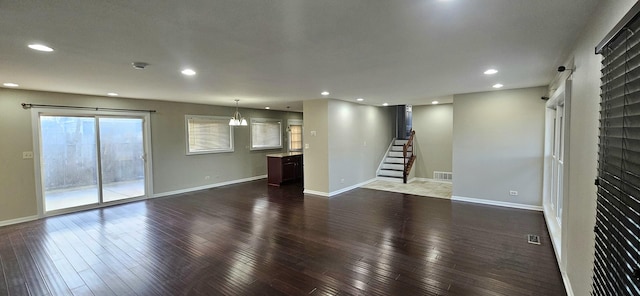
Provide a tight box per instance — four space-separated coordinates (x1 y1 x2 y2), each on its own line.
39 113 150 213
99 118 145 202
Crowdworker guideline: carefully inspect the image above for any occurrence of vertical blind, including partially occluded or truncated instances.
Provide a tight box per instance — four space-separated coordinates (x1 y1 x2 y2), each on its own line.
595 8 640 295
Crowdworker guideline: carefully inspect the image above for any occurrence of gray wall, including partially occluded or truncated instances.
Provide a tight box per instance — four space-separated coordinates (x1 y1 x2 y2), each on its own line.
452 87 547 207
327 100 395 193
0 88 301 222
556 1 636 295
302 99 394 195
302 99 330 193
412 104 453 178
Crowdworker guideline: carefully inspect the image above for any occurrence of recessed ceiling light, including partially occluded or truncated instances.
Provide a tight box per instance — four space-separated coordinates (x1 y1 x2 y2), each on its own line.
265 107 270 110
432 101 439 104
181 69 196 76
356 98 364 102
321 91 330 96
28 44 54 52
383 103 389 106
493 83 504 88
484 69 498 75
3 82 19 87
107 92 119 96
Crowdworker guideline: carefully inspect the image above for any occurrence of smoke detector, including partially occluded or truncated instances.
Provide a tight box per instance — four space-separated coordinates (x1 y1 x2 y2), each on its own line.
132 62 149 70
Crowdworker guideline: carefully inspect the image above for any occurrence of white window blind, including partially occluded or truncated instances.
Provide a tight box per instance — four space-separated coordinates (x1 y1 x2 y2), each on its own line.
251 118 282 150
185 115 233 154
288 119 303 152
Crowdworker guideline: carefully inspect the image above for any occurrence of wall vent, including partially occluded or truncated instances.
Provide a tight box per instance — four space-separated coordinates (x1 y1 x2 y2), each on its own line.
527 234 541 245
433 171 453 181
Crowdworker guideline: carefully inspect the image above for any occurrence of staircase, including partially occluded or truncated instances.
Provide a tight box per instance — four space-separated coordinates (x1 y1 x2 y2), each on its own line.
378 139 412 180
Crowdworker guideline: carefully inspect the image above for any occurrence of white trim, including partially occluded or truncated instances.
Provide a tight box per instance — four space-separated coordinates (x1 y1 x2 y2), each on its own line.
451 195 543 211
544 203 563 264
0 215 39 227
153 175 267 198
561 270 575 296
328 179 377 197
303 189 330 197
304 178 377 198
544 206 574 296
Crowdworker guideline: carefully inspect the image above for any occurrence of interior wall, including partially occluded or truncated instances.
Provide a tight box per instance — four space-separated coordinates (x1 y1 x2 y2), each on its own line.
327 100 395 193
0 88 301 223
553 1 636 295
452 86 547 207
302 99 330 194
412 104 453 178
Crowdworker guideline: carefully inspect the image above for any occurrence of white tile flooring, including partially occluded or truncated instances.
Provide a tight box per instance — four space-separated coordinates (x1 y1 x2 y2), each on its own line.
45 179 145 211
361 179 452 199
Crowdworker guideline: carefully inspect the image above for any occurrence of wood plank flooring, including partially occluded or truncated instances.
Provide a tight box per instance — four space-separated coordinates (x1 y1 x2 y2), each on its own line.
0 180 566 295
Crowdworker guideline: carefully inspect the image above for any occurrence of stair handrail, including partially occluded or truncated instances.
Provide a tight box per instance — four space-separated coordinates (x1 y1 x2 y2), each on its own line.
403 130 417 183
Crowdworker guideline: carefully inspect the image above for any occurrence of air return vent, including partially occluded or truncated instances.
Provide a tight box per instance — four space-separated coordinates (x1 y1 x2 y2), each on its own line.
433 171 453 181
527 234 540 245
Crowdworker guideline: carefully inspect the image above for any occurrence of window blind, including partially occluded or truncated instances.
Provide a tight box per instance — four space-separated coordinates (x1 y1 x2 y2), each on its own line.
289 125 303 151
251 119 282 150
186 116 233 154
595 7 640 295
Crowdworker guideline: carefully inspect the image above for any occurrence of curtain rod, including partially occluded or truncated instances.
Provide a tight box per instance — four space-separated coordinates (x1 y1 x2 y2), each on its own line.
21 103 156 113
595 2 640 54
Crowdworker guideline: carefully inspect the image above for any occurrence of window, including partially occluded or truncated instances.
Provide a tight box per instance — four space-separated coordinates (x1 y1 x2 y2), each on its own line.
288 119 303 152
250 118 282 150
185 115 233 154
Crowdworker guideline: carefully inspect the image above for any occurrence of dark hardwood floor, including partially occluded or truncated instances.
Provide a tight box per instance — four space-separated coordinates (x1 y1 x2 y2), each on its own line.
0 180 566 295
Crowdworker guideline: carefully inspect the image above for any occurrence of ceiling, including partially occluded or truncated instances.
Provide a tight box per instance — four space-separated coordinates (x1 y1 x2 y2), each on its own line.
0 0 600 111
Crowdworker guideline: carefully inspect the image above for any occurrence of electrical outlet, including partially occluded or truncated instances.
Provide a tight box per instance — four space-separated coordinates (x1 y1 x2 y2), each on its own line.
340 178 345 184
205 176 210 180
305 144 310 149
22 151 34 159
509 190 518 196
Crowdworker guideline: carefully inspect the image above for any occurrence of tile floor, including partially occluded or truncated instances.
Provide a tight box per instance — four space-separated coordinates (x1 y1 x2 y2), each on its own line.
361 179 452 199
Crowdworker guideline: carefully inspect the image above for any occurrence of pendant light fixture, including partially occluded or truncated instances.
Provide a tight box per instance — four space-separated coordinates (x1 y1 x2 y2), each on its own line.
229 99 247 126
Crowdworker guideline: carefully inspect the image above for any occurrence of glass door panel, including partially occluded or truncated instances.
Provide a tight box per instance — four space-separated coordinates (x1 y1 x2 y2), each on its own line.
41 116 99 211
99 117 145 202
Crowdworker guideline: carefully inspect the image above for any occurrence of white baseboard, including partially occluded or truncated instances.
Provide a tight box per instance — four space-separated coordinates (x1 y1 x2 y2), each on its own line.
0 215 39 227
153 175 267 198
304 178 377 198
451 195 543 211
303 189 329 197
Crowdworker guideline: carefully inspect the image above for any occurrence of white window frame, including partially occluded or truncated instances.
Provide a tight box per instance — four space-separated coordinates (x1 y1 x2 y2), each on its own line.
185 115 234 155
288 119 303 152
250 118 282 150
